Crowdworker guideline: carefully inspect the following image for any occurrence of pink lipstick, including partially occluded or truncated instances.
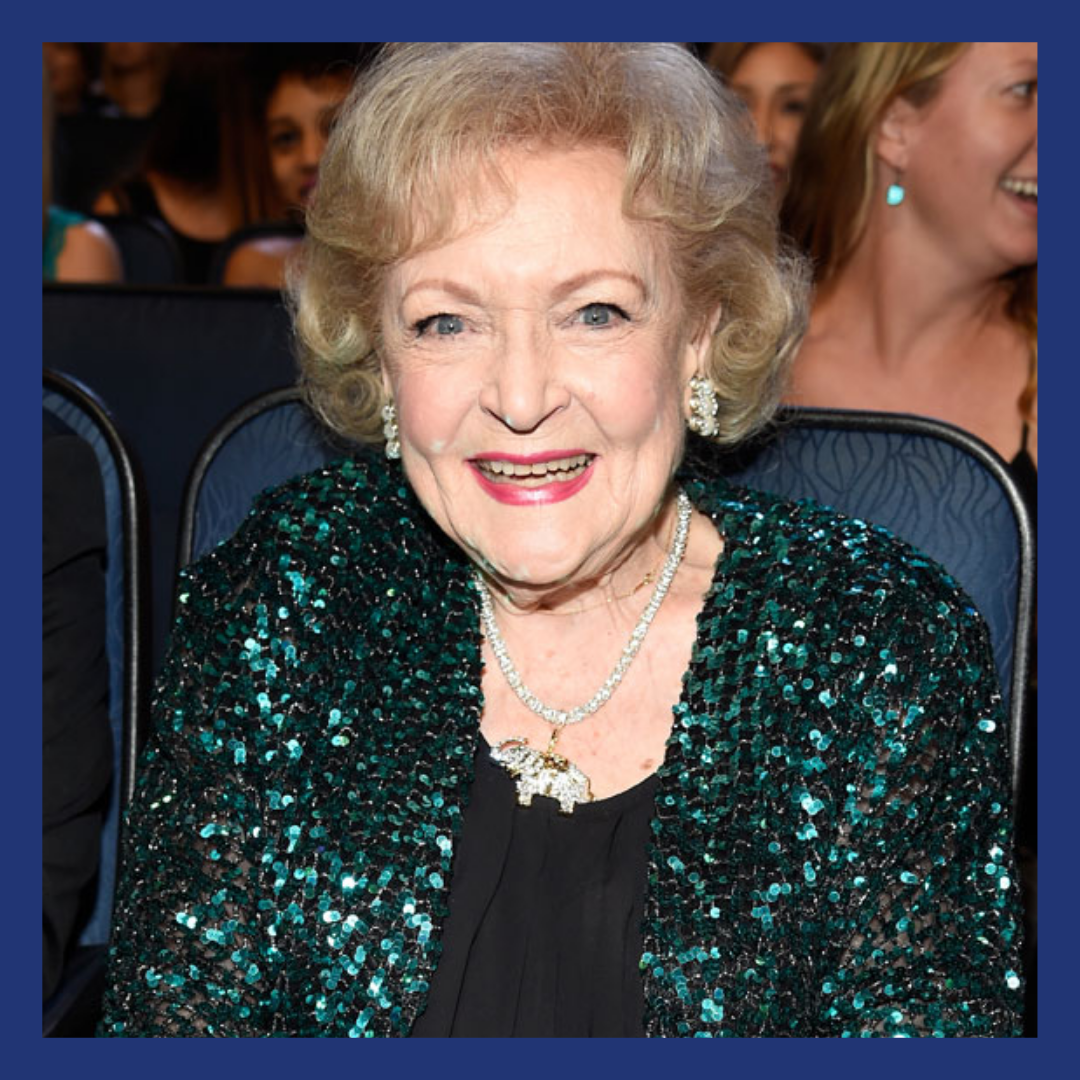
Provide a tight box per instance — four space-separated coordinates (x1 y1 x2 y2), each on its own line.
468 450 596 506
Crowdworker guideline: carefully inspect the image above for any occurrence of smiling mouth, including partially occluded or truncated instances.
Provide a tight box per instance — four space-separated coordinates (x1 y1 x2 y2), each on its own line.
1001 176 1037 203
472 453 595 487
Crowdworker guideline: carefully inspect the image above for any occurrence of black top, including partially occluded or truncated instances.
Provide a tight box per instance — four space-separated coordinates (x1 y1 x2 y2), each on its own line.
112 177 220 285
412 737 658 1037
42 414 112 999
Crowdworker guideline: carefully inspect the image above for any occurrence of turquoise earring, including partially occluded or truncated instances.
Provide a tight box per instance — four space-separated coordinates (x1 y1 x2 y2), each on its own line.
886 178 905 206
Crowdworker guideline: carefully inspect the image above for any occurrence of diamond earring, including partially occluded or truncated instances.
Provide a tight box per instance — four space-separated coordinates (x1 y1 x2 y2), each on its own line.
381 401 401 459
687 375 720 438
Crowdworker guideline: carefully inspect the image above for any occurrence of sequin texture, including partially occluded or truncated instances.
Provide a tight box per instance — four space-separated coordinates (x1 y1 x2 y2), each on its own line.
97 438 1023 1036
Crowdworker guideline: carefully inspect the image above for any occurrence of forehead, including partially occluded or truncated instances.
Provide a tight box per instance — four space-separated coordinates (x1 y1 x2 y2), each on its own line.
732 43 820 88
943 41 1037 90
397 145 667 279
267 72 350 120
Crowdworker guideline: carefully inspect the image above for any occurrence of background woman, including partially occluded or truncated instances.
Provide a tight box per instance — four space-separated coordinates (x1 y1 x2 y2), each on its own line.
782 42 1036 470
781 40 1037 1033
706 42 825 203
98 43 1023 1038
221 45 363 289
93 44 255 285
43 64 122 284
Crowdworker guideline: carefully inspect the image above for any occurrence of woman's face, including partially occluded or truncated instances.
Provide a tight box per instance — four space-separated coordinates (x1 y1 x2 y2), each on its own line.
729 42 820 196
379 146 711 592
266 73 350 212
895 42 1037 275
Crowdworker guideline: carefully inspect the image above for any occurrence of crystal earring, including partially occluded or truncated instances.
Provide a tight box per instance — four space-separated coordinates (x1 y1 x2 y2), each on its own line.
381 401 401 460
687 375 720 438
886 172 906 206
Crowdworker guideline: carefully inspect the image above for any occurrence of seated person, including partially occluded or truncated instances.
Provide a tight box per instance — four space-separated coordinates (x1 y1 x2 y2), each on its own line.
43 414 112 1000
222 45 361 289
98 43 1023 1038
705 42 825 204
44 63 122 284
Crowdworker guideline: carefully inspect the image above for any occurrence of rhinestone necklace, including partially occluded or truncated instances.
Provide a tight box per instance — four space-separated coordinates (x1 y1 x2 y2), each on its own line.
473 489 693 812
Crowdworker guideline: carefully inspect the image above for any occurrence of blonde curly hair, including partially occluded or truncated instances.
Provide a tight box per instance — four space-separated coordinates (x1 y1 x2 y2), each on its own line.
289 42 809 448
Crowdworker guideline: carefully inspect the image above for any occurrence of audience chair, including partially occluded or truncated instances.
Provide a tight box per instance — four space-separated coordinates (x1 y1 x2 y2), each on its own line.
178 387 349 569
92 214 184 285
699 406 1035 804
42 370 149 1036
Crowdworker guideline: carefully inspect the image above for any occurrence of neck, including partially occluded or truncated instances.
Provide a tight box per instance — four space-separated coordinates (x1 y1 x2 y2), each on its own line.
817 203 1010 373
483 490 682 620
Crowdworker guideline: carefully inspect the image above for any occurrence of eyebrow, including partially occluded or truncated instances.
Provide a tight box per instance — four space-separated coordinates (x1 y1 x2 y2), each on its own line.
400 269 648 307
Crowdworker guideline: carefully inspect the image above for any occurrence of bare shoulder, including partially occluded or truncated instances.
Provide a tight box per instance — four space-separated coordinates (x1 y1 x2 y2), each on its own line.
222 237 299 289
55 221 123 283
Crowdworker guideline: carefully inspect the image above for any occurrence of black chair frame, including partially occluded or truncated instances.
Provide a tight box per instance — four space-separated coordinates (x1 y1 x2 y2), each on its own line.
42 369 150 1036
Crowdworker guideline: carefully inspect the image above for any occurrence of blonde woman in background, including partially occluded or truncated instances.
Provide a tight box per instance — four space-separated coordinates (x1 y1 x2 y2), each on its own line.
782 40 1037 1034
782 42 1036 472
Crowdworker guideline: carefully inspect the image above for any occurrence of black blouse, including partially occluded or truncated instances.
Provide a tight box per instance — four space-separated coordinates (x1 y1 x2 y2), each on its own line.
411 737 658 1037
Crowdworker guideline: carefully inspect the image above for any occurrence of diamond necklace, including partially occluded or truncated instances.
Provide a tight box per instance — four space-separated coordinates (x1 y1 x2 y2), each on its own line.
473 488 693 812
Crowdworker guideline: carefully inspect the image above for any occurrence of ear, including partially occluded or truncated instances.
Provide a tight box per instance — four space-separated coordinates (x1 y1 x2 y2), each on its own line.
378 355 393 399
682 304 722 382
874 94 921 173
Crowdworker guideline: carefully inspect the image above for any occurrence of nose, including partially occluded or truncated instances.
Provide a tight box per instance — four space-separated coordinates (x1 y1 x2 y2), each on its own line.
479 318 569 433
750 102 772 148
301 130 324 169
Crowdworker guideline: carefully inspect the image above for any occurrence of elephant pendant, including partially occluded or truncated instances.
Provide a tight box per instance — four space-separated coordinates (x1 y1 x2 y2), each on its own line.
490 737 594 814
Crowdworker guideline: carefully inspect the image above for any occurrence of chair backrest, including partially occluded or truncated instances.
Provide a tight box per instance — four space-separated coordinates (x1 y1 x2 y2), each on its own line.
717 407 1034 801
42 370 148 947
93 215 184 285
179 396 1034 804
207 221 305 285
178 388 347 568
44 283 298 674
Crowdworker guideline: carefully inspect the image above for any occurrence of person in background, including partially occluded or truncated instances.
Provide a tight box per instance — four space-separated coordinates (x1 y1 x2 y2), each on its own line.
706 42 825 204
98 42 1022 1038
94 43 172 119
43 65 122 283
43 43 103 116
94 44 255 285
781 40 1037 1033
43 414 112 1000
222 45 364 289
781 42 1036 468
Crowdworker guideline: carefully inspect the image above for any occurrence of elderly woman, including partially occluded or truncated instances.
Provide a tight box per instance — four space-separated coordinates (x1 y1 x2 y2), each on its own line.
98 43 1023 1038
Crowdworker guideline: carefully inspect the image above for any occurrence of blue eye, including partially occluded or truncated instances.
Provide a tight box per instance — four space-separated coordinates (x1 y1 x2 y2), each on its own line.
415 313 465 336
576 303 626 327
1010 79 1037 100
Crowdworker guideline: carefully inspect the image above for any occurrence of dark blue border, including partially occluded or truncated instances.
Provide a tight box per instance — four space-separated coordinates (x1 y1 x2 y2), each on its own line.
26 10 1057 1079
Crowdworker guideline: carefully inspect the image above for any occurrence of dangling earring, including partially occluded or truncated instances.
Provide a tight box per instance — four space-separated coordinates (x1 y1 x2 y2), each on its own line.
886 171 906 206
381 401 401 460
686 375 720 438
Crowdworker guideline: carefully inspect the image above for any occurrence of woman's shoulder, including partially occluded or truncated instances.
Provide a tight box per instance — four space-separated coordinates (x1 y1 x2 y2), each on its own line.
180 452 456 608
52 216 124 283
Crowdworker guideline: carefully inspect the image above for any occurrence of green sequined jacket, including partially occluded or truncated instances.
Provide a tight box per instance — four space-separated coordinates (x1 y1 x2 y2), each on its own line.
98 443 1024 1037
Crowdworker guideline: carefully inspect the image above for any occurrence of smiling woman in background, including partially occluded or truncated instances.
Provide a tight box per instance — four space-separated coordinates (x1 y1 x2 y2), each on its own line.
97 42 1023 1038
782 42 1037 470
782 38 1038 1034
